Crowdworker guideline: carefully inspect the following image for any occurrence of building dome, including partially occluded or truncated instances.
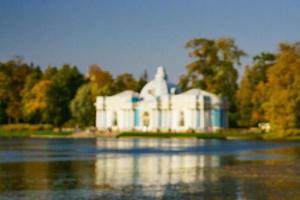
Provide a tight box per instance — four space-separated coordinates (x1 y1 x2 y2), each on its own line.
140 66 177 98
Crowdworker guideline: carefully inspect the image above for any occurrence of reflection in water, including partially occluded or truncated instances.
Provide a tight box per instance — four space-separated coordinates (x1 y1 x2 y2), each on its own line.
1 138 300 199
94 139 225 199
95 139 219 194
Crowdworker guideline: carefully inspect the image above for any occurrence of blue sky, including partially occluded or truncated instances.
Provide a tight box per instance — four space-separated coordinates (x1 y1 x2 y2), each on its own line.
0 0 300 81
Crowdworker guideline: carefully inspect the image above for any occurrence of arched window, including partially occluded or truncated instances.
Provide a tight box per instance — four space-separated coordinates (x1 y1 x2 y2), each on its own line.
179 111 185 127
113 112 118 126
143 112 150 127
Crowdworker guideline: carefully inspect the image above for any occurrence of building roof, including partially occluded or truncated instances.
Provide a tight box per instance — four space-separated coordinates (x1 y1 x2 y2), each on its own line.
140 66 177 98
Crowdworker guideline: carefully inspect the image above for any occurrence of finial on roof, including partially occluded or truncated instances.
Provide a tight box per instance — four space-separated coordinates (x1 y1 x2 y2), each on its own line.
155 66 167 80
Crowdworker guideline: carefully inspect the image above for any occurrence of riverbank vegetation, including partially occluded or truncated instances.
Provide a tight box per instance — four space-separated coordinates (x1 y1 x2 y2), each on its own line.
1 37 300 138
0 130 72 137
117 129 263 140
117 130 300 141
0 124 71 137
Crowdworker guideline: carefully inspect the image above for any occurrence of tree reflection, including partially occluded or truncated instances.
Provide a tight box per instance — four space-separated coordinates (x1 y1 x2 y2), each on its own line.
1 138 300 199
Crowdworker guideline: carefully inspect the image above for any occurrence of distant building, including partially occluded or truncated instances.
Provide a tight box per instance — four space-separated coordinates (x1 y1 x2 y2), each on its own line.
95 66 228 132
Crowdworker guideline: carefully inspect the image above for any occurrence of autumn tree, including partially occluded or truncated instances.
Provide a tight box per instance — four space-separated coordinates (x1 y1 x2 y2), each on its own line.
264 43 300 136
0 58 34 123
88 64 114 97
22 80 52 123
236 52 275 127
179 37 246 126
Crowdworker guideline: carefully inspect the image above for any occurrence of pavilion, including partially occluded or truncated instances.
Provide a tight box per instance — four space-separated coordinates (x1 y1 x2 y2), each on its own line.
95 66 228 132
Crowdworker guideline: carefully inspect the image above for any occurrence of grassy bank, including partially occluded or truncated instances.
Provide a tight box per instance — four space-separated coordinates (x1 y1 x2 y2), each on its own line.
2 123 300 141
117 130 264 140
0 130 73 137
118 131 300 141
0 124 72 137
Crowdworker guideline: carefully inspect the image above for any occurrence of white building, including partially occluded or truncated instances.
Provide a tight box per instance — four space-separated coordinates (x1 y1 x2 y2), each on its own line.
95 66 228 132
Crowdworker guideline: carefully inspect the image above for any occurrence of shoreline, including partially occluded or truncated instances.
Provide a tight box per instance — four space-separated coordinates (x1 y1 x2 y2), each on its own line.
0 130 299 141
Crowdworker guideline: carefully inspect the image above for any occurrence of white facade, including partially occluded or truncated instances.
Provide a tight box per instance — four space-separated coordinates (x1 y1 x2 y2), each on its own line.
95 66 228 132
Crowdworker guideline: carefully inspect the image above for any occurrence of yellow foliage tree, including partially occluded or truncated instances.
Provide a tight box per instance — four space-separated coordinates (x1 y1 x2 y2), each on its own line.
236 52 275 127
22 80 52 121
265 43 300 136
87 64 114 98
251 82 269 124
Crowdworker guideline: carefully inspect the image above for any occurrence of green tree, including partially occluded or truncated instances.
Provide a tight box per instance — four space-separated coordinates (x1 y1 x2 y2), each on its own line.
113 73 138 93
43 66 58 80
69 64 120 127
0 70 12 123
23 66 42 89
179 37 246 126
45 65 84 127
70 83 95 127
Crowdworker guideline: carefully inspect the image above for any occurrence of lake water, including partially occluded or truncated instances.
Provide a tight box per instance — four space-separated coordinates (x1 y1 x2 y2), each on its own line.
1 138 300 199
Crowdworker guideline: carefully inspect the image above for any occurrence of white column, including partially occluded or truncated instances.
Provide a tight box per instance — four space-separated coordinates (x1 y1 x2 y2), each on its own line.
152 110 158 129
123 110 126 129
164 110 168 129
128 110 131 129
163 110 166 129
102 110 106 129
194 109 199 129
172 110 178 130
119 110 124 129
125 110 128 129
128 109 133 129
196 109 201 129
193 110 196 129
149 110 154 130
186 109 192 129
166 110 170 129
116 111 119 129
160 110 164 129
128 109 134 130
200 108 205 130
190 110 196 129
168 110 172 130
161 110 164 129
96 110 101 129
106 110 113 128
157 110 161 129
